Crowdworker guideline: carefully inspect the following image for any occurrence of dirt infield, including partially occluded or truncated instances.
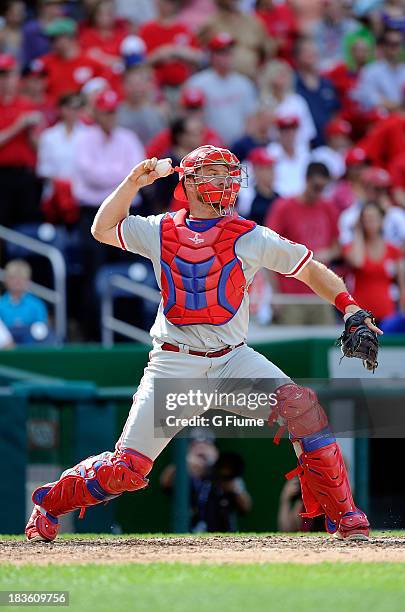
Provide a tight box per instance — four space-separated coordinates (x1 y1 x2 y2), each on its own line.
1 534 405 565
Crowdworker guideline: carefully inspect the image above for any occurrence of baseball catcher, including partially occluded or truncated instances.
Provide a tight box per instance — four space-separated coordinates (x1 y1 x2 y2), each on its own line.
25 146 382 543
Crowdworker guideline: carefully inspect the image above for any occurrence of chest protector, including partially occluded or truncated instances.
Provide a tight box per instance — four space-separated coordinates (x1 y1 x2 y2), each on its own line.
160 209 255 326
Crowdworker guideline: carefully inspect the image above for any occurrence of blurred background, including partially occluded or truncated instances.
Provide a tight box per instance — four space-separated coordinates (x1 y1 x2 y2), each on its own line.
0 0 405 535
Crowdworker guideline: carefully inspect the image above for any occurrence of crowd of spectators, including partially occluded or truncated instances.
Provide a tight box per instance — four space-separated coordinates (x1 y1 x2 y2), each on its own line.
0 0 405 343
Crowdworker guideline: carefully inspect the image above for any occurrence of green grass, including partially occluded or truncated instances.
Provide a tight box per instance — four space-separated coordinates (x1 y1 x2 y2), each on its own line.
1 563 405 612
1 534 405 611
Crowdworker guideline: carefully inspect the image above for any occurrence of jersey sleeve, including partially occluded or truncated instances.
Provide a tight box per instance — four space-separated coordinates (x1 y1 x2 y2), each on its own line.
116 214 162 259
256 225 313 276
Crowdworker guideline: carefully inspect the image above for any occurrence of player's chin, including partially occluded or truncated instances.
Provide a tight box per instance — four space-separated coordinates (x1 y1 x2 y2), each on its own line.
198 196 220 213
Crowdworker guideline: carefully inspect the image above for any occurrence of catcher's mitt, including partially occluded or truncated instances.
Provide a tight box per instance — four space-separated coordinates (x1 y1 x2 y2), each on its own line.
338 309 379 372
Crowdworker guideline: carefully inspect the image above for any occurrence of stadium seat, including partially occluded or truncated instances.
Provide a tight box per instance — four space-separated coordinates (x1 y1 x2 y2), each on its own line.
95 260 158 298
6 223 82 275
95 260 159 334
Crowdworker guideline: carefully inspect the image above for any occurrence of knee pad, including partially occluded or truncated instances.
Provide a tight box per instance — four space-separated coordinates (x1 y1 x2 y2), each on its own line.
269 383 329 441
33 448 153 518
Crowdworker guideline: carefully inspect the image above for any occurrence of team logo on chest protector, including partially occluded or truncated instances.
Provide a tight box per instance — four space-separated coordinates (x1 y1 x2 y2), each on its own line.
188 232 204 244
160 209 256 326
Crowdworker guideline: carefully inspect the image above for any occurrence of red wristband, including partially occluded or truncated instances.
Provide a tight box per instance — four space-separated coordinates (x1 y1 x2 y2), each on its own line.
334 291 359 314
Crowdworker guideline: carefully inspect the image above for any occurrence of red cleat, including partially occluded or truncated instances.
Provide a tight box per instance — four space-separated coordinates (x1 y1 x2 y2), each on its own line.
25 506 59 543
327 511 370 541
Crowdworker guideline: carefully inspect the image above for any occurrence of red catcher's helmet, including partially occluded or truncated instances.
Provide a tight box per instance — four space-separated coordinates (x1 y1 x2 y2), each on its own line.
174 145 247 215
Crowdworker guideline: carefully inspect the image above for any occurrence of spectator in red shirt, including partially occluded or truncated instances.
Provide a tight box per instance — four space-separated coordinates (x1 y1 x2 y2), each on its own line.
343 201 404 322
255 0 299 65
20 61 57 127
329 146 367 214
389 151 405 209
36 17 110 103
79 0 129 69
0 54 43 226
325 37 372 112
265 162 339 324
146 86 223 158
139 0 202 89
359 97 405 170
324 36 377 140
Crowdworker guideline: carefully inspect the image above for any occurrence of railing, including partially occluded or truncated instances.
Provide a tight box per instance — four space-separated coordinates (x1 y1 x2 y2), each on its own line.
101 274 160 347
271 294 324 305
0 225 67 343
101 273 327 346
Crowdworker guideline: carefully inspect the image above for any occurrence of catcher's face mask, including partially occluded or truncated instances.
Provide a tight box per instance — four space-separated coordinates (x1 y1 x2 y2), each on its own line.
174 145 248 216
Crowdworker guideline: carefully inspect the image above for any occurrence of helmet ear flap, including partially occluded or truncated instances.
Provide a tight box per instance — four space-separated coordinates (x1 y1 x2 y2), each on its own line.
174 176 189 202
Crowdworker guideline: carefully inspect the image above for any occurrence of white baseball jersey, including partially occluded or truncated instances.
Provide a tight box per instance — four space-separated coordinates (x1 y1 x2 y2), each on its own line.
116 213 312 351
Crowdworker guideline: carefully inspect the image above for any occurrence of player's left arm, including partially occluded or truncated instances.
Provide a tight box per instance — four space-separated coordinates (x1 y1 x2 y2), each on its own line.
295 259 383 335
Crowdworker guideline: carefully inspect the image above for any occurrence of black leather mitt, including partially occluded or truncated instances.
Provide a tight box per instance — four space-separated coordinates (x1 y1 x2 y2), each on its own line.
338 309 379 372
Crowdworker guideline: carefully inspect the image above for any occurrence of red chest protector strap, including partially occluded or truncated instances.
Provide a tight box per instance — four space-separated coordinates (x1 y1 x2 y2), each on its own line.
160 209 255 326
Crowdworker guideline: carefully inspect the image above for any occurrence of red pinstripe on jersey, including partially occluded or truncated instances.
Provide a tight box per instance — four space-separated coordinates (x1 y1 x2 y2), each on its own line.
284 249 313 278
116 219 127 250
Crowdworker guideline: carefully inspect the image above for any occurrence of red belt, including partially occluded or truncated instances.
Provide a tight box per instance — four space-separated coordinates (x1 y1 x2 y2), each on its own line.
161 342 244 358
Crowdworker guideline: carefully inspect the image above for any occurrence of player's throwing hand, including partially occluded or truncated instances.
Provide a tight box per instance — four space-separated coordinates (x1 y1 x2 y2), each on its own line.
127 158 174 189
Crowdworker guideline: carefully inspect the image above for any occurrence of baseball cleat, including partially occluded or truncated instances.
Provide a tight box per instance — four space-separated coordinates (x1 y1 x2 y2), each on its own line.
327 511 370 541
25 506 59 543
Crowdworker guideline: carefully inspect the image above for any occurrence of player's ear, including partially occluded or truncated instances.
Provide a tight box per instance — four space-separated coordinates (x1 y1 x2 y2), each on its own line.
184 176 195 196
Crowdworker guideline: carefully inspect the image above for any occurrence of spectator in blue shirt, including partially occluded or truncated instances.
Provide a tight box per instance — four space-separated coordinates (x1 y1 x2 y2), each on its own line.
230 104 274 162
0 259 48 344
21 0 64 69
294 37 340 148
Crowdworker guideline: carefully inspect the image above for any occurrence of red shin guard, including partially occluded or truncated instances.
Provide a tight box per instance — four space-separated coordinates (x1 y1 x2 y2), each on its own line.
286 442 356 523
270 384 369 535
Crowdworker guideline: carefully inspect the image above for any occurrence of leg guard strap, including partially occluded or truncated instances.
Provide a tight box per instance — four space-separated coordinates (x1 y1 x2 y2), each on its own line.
33 448 153 518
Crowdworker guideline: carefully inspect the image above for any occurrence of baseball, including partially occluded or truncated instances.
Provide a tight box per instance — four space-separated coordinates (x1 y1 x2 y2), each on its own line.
155 158 173 177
